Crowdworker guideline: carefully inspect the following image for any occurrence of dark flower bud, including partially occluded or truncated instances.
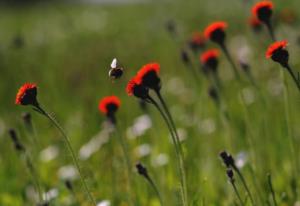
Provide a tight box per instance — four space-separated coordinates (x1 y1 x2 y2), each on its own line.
180 49 190 65
136 162 148 178
8 129 25 152
226 169 234 181
219 150 235 168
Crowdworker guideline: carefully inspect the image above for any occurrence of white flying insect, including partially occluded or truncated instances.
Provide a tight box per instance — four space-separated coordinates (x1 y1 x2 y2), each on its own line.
109 58 123 80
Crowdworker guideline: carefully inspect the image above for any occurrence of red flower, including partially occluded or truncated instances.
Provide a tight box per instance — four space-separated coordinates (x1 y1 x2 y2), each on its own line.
266 40 289 66
200 49 220 64
15 83 38 106
252 1 274 23
266 40 288 58
98 96 121 115
126 77 149 99
204 21 228 44
136 62 161 91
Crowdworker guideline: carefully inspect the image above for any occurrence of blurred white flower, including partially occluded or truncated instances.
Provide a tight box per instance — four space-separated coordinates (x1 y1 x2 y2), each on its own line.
97 200 111 206
241 87 255 105
79 127 111 160
152 153 169 167
236 152 248 169
43 188 58 202
199 118 215 134
177 128 187 142
39 145 59 162
134 144 151 158
58 165 78 180
127 115 152 139
268 78 284 96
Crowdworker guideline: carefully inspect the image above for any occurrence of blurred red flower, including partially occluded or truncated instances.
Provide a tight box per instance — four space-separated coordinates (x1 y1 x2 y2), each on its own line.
136 62 161 91
98 96 121 115
266 40 288 58
204 22 227 40
200 49 220 64
15 83 38 106
252 1 274 23
126 77 149 99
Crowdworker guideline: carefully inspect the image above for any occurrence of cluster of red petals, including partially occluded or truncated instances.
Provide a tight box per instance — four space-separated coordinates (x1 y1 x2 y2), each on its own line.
126 77 139 96
200 49 220 64
266 40 288 58
204 21 228 39
15 83 37 105
252 1 274 18
191 32 206 45
249 16 262 27
98 96 121 114
135 62 160 84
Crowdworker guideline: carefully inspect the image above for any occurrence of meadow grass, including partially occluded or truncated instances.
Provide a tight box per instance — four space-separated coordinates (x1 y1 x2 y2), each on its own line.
1 0 300 205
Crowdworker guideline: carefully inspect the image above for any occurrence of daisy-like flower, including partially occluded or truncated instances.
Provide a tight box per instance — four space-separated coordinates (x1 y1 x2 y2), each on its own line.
136 62 161 91
252 1 273 23
189 32 206 52
15 83 38 106
249 16 262 32
126 77 149 99
204 21 228 45
266 40 288 66
200 49 220 73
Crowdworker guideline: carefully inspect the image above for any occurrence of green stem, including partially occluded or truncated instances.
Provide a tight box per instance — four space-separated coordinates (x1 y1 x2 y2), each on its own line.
233 166 255 206
231 180 244 206
145 175 164 206
285 64 300 92
147 96 187 206
114 125 135 205
35 105 96 206
220 43 240 80
24 153 43 203
153 91 188 205
267 174 277 206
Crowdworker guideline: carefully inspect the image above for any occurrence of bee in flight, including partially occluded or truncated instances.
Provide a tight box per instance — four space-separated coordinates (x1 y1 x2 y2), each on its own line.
109 58 124 80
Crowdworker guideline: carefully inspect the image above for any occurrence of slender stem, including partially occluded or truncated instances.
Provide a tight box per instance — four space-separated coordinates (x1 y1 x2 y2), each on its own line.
231 181 244 206
153 91 188 205
35 105 96 206
147 96 186 206
114 125 135 205
233 166 255 206
265 21 276 42
280 69 299 199
24 153 43 203
267 174 277 206
154 90 184 156
220 43 240 80
285 64 300 92
145 175 164 206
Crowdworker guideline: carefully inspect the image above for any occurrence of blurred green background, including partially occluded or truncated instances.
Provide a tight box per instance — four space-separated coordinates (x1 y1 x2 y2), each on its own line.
1 0 300 205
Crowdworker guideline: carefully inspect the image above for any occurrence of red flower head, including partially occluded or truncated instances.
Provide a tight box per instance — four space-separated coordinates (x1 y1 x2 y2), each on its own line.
204 21 228 44
266 40 289 66
252 1 274 23
136 62 161 91
249 16 263 32
126 77 149 99
98 96 121 116
15 83 38 106
200 49 220 73
189 32 206 52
